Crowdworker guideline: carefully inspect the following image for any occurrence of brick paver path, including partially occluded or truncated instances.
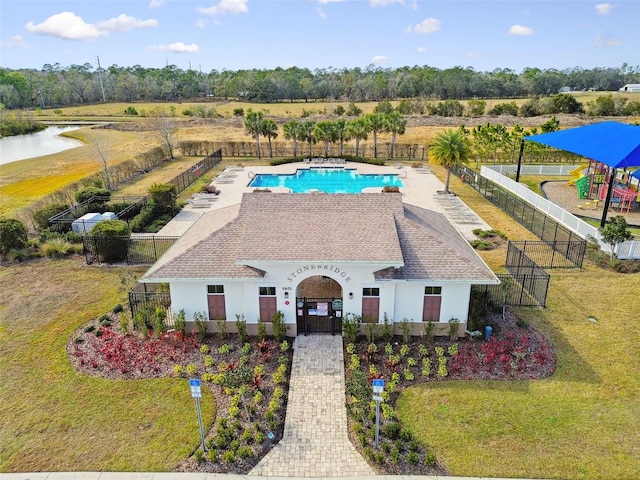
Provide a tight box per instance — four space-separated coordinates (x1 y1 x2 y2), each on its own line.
249 335 375 477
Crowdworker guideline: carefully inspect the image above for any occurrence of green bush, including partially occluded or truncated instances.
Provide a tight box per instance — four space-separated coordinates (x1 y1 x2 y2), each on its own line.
148 183 176 213
90 220 130 263
33 203 70 231
129 202 158 232
41 237 74 258
271 311 287 342
174 309 187 336
0 218 28 254
75 186 111 204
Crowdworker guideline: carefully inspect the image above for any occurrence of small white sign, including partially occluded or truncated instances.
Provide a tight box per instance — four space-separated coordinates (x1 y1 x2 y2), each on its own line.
373 395 383 402
189 378 202 398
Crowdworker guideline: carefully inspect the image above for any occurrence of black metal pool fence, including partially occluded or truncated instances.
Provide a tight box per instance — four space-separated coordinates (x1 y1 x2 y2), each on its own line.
83 235 178 265
49 149 222 231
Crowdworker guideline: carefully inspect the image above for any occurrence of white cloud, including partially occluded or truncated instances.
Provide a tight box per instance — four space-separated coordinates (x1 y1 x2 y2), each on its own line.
25 12 106 40
317 0 348 4
370 0 404 7
198 0 249 16
149 42 199 53
407 18 441 34
196 18 208 28
96 14 158 32
595 3 614 15
24 11 157 40
148 0 165 8
1 35 29 48
508 24 534 36
594 35 621 47
417 46 427 53
464 52 477 59
317 7 327 19
371 55 388 64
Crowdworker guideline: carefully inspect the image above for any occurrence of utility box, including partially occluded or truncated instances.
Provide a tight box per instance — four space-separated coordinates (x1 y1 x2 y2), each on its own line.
72 212 116 234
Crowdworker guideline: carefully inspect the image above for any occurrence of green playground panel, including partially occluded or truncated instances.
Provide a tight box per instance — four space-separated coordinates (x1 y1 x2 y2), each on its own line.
575 175 590 199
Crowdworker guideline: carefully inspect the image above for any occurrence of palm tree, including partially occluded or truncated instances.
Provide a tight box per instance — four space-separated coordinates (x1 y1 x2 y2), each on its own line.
334 119 349 156
244 109 265 159
261 119 278 158
429 128 471 194
314 121 339 157
384 111 406 159
364 113 385 158
283 119 303 157
345 118 368 157
299 120 316 158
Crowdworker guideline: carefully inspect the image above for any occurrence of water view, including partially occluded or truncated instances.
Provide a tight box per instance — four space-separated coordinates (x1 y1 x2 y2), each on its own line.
249 167 404 193
0 126 83 165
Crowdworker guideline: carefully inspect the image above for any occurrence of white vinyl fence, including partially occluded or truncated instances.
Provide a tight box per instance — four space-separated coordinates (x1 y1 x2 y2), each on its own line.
481 167 640 260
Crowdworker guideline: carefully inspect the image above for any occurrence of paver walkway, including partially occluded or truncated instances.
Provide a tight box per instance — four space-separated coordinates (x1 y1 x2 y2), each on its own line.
249 335 374 477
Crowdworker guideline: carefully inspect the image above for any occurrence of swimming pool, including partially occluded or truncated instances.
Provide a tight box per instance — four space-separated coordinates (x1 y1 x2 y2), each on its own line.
249 167 404 193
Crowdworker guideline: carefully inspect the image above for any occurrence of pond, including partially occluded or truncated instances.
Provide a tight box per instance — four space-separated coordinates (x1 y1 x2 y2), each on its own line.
0 126 83 165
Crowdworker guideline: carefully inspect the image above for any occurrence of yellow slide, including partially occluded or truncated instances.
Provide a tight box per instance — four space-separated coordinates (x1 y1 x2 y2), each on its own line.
567 164 587 185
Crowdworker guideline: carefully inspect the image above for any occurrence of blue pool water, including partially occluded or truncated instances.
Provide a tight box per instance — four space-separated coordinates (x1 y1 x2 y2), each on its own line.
249 167 404 193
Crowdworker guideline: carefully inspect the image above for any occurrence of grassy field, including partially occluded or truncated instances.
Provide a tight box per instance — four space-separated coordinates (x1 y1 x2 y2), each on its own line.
30 92 640 120
0 127 153 217
0 257 215 472
1 165 638 476
398 169 640 479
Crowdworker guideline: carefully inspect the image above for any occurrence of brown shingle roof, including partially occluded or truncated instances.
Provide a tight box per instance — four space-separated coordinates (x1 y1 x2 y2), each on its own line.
142 192 497 284
373 206 498 282
236 192 404 263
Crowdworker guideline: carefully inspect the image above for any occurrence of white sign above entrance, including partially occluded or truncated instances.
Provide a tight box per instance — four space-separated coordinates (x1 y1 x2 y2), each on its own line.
287 264 352 283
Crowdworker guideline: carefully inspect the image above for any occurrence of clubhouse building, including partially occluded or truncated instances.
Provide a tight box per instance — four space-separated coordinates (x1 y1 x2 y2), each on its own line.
140 191 500 336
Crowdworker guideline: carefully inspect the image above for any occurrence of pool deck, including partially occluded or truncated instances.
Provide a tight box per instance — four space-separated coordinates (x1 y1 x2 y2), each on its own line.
157 162 490 240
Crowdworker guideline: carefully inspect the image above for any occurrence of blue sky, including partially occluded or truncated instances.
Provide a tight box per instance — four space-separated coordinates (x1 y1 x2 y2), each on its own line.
1 0 638 72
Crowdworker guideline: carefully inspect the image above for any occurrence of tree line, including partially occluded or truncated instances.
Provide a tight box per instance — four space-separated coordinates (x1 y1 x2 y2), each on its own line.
0 62 638 109
172 108 572 164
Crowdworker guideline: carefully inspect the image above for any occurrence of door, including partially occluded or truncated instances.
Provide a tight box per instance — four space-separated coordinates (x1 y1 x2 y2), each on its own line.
296 297 342 335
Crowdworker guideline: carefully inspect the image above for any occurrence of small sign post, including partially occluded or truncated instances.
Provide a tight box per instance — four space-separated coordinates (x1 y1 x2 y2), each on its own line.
372 379 385 449
189 379 207 452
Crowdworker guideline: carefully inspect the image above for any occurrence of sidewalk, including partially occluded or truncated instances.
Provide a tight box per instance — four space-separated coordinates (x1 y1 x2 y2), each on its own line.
0 474 542 480
249 335 374 477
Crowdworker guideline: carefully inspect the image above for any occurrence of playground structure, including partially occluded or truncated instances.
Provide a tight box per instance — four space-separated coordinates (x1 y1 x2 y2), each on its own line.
570 161 639 213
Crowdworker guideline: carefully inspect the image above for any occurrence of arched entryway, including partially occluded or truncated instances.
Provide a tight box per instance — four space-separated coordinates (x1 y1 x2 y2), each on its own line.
296 276 343 335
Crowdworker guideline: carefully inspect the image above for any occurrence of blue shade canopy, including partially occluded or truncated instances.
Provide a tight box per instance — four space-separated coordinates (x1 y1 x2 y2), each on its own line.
631 169 640 180
525 122 640 169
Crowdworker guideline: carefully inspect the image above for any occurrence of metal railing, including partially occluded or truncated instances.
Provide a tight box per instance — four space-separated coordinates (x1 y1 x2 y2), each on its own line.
83 235 178 265
473 273 549 308
129 283 171 320
477 165 640 260
455 163 588 266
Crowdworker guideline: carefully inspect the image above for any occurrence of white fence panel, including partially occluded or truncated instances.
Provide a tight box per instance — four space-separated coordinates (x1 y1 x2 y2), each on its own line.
480 167 640 260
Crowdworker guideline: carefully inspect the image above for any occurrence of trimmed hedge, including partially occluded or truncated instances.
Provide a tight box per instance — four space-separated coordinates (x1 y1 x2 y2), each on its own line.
0 218 28 254
33 203 70 231
75 186 112 204
91 220 130 263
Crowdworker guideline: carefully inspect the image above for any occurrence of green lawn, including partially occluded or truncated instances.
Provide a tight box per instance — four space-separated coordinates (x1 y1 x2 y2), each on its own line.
397 168 640 479
0 258 215 472
1 163 639 476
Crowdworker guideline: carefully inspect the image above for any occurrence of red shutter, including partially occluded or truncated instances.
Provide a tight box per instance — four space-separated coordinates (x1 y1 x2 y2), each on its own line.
259 296 277 322
422 296 441 322
207 295 226 320
361 297 380 323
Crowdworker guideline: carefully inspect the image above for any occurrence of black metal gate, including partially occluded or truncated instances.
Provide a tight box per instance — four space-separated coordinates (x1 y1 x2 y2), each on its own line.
296 297 343 335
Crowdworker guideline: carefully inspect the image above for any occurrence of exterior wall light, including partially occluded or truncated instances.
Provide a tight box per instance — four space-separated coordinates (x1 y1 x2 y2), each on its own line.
284 291 289 299
349 292 353 299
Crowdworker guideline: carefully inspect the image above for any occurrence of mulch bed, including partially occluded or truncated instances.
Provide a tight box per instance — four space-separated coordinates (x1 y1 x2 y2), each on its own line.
342 309 555 475
67 308 554 474
67 316 292 473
